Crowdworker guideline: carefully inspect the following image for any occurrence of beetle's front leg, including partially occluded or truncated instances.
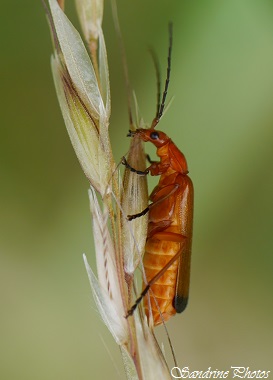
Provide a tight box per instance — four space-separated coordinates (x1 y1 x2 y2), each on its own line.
121 156 150 220
121 156 149 176
148 161 169 176
146 154 158 164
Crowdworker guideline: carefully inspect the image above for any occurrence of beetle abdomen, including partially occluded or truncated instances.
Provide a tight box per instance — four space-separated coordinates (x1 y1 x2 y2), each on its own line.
143 239 180 326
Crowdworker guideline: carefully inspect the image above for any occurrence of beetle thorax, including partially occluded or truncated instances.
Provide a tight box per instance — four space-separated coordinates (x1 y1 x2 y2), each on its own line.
157 141 189 175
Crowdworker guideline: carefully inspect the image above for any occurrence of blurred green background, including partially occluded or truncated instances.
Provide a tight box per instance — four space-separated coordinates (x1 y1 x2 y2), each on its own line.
1 0 273 379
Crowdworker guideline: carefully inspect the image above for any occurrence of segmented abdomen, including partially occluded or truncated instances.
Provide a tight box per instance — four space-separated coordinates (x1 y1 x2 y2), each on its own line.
143 238 180 326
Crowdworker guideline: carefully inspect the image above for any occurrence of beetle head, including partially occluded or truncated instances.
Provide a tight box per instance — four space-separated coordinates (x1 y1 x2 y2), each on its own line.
129 128 170 148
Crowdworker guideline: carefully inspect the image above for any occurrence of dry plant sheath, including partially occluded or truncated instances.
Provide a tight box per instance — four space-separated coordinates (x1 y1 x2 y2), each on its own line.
46 0 193 379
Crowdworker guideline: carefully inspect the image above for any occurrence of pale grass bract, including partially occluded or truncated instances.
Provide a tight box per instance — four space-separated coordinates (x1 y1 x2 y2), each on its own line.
46 0 173 378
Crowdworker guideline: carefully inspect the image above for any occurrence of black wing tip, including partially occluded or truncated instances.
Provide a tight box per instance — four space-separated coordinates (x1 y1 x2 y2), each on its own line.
173 296 188 313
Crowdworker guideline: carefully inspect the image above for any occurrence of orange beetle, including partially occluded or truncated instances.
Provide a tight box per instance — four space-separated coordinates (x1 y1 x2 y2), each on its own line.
124 25 194 326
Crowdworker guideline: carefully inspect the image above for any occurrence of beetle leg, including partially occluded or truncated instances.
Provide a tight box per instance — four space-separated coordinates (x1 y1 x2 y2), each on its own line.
127 183 179 221
146 154 158 164
127 206 150 221
121 156 149 176
126 243 184 319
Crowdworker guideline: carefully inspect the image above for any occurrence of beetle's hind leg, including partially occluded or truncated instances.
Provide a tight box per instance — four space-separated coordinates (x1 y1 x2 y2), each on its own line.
126 240 184 319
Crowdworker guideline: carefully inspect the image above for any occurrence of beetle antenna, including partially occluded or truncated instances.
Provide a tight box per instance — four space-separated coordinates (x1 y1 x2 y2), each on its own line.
151 22 173 129
149 48 161 120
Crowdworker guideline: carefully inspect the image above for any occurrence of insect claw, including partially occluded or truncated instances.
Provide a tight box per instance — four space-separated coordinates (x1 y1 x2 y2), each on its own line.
127 130 136 137
125 306 134 319
127 206 150 221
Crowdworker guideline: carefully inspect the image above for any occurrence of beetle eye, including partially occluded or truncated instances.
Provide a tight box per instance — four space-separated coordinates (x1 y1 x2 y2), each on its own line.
150 131 159 140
